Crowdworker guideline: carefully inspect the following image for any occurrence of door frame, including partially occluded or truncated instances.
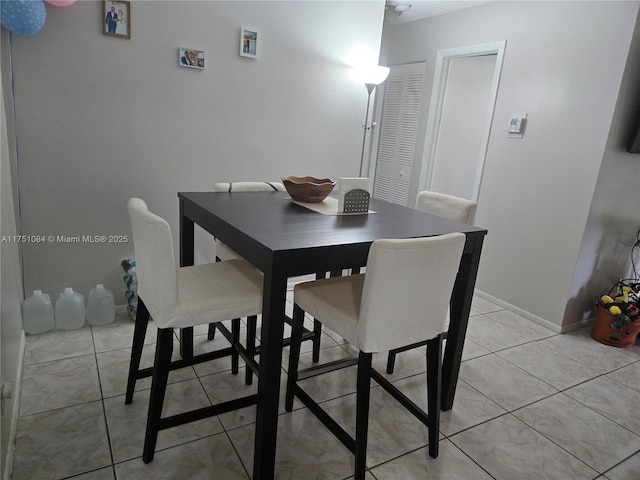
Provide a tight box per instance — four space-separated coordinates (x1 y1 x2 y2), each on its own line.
418 40 506 202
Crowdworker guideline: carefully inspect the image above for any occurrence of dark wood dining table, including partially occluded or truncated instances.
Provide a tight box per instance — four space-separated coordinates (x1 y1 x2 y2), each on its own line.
178 191 486 480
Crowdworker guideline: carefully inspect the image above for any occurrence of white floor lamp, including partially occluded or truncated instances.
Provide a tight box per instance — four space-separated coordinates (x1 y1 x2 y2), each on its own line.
353 65 390 176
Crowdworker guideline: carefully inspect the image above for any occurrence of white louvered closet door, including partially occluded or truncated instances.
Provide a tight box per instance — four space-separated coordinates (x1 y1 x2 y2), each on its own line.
373 62 426 206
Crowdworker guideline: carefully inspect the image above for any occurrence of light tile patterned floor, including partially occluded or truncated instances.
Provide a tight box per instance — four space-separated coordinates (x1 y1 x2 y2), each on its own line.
11 295 640 479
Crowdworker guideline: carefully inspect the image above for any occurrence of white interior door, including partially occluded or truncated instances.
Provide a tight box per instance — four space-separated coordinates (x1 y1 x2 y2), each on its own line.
372 62 426 205
429 54 497 200
421 41 506 203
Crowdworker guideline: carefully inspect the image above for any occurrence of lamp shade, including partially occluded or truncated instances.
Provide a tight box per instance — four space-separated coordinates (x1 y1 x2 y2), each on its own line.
351 65 390 87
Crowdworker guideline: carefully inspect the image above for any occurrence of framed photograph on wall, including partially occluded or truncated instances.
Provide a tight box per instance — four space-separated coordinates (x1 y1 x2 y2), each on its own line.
179 48 205 69
103 1 130 39
240 27 259 58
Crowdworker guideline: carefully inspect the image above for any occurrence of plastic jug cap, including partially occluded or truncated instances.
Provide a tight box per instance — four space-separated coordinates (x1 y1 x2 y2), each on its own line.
96 284 104 289
64 287 74 293
34 290 42 295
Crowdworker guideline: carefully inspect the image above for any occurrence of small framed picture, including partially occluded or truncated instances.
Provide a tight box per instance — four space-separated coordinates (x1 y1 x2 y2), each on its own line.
179 48 205 70
103 1 130 39
240 27 259 58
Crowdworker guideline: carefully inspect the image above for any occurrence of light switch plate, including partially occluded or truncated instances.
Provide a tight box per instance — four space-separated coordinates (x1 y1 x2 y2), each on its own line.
507 113 527 139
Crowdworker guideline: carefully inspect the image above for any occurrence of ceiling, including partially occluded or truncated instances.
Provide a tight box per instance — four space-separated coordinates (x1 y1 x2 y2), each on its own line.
384 0 492 25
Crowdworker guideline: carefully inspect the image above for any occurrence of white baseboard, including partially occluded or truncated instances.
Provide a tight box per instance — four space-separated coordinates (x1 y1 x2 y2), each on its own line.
4 330 25 480
474 289 566 334
557 317 596 334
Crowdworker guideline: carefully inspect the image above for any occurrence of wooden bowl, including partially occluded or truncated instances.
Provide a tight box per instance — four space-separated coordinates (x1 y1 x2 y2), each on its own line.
282 176 336 203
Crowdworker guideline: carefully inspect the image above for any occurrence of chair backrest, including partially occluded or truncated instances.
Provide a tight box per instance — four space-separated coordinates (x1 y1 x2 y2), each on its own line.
213 181 284 192
212 182 285 259
127 198 181 328
356 233 466 352
416 191 477 225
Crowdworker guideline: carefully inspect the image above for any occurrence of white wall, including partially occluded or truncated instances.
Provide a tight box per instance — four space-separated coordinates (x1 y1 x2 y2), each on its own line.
7 1 385 303
381 1 639 329
565 12 640 327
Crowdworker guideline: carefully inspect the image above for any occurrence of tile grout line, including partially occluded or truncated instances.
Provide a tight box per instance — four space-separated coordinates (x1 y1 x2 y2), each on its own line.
224 429 252 480
505 409 607 476
91 324 118 478
444 436 500 480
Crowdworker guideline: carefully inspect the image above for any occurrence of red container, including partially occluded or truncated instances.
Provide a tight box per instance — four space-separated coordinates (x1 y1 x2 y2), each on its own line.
591 303 640 347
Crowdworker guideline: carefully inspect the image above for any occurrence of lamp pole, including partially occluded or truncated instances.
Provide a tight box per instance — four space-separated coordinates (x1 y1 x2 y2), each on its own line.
352 64 389 177
359 83 376 177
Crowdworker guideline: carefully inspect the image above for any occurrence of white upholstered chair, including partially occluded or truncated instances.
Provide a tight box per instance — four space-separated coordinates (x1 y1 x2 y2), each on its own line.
212 181 285 262
415 190 477 224
126 198 263 463
385 190 477 374
207 181 322 385
285 233 466 480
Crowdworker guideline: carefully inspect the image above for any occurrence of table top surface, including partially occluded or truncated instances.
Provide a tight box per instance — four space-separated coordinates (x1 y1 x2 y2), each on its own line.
179 191 486 254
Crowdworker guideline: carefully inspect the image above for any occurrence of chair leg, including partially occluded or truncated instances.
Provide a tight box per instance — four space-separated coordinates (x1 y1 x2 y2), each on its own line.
285 303 305 412
386 350 397 374
355 352 372 480
125 297 150 404
143 328 173 464
245 315 257 385
312 319 322 363
309 271 327 364
426 334 443 459
207 323 216 340
231 318 240 375
206 257 223 341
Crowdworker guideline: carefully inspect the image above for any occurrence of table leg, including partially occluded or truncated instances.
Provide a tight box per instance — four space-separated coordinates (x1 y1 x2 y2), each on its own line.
252 264 288 480
179 199 194 359
441 234 485 410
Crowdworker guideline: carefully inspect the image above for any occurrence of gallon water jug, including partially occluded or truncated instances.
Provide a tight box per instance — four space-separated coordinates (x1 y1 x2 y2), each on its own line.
86 284 115 326
55 287 86 330
22 290 55 334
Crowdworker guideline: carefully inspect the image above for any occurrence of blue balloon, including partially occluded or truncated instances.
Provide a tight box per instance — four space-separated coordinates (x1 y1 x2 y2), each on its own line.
1 0 47 35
